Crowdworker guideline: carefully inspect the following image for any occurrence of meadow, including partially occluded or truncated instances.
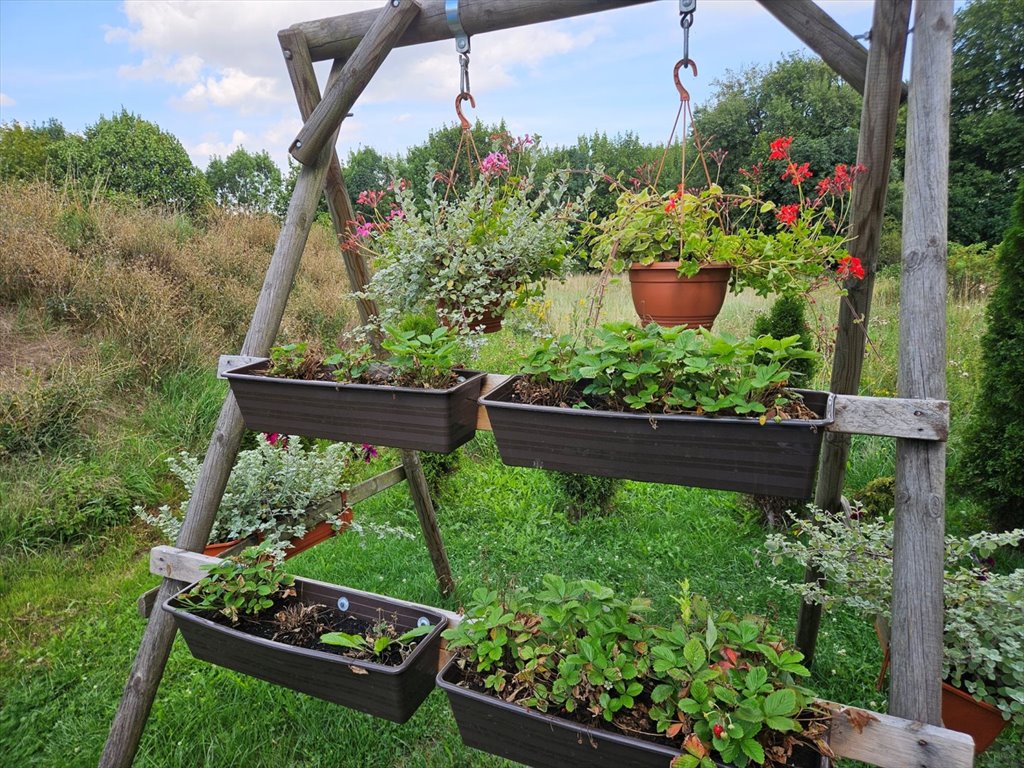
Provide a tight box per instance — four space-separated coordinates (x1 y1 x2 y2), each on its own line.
0 182 1019 766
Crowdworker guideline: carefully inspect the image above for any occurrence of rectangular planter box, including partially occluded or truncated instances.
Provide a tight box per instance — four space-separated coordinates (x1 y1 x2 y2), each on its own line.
437 657 683 768
223 364 486 453
164 578 447 723
481 377 835 498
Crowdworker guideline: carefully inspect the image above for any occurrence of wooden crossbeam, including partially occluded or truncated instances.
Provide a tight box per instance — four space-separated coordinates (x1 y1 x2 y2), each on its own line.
290 0 655 63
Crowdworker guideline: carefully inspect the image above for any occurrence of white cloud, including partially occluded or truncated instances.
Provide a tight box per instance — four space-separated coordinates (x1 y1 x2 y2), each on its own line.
176 68 284 113
0 93 14 107
119 54 204 84
186 128 251 165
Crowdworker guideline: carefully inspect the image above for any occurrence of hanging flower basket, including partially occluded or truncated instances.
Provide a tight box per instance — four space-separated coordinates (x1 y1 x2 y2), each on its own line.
164 578 447 723
481 377 834 498
628 261 732 328
224 362 485 453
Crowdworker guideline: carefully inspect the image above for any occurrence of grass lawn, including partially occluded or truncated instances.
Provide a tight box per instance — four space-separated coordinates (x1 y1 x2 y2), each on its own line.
1 275 1021 767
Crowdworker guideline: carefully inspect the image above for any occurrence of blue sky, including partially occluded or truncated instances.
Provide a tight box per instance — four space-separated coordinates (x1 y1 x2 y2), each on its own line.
1 1 894 171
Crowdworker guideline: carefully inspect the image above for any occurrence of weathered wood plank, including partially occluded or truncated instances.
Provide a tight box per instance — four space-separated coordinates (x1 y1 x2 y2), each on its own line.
290 0 420 165
796 0 912 664
891 0 953 727
822 702 974 768
291 0 655 63
829 394 948 441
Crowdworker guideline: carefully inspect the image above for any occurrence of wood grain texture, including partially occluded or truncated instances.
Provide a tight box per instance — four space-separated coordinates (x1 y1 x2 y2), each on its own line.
822 702 974 768
797 0 912 664
891 0 953 727
476 374 511 430
400 448 455 596
829 394 948 440
291 0 654 63
290 0 420 165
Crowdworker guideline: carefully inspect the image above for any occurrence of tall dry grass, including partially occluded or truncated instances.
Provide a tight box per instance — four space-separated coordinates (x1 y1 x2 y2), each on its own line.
0 180 354 381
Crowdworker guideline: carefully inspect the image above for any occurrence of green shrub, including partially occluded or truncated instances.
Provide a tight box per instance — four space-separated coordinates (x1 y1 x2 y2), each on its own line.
956 179 1024 532
850 475 894 519
420 449 461 496
551 472 622 521
947 241 1000 300
751 294 819 387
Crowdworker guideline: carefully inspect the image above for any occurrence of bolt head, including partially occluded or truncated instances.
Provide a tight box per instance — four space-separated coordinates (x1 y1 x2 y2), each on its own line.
283 49 292 60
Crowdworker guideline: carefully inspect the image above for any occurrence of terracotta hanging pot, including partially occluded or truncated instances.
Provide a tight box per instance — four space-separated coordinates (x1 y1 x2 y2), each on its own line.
940 682 1007 754
202 538 246 557
283 505 354 559
627 261 732 328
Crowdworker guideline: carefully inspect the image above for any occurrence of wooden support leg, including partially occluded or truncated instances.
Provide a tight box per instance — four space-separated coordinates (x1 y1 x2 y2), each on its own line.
794 0 911 665
890 0 952 727
401 449 455 596
281 20 454 598
100 5 422 760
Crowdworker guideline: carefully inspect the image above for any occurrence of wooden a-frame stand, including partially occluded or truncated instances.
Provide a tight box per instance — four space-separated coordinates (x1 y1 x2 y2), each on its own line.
101 2 968 767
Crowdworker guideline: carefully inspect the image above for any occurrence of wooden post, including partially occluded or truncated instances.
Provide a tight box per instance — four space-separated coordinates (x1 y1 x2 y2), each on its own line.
794 0 912 664
100 6 420 765
280 25 455 596
890 0 952 726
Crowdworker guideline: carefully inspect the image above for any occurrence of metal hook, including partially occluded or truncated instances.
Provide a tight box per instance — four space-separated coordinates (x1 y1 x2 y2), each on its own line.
455 91 476 131
673 58 698 102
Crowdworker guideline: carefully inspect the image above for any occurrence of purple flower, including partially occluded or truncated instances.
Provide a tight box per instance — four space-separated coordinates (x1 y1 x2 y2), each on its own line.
361 443 378 463
355 221 373 238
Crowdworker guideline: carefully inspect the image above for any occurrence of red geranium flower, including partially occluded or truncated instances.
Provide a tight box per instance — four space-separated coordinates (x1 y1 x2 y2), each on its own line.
837 255 866 280
783 161 813 185
769 136 794 160
776 203 801 228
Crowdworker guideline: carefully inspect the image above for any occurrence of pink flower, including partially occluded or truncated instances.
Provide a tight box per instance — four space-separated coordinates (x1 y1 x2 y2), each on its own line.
386 207 405 221
361 443 378 463
480 151 510 175
355 221 373 238
265 433 288 449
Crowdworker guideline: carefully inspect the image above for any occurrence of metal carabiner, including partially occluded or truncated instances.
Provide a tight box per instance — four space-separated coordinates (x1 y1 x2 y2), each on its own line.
673 58 698 103
455 91 476 131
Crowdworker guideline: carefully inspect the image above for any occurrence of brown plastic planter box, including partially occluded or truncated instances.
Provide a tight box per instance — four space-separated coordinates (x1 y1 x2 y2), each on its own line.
223 364 486 453
481 377 835 498
164 578 446 723
437 657 683 768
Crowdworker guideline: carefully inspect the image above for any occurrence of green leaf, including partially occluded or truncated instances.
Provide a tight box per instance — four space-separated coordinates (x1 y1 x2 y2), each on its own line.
396 623 434 643
320 632 367 650
741 738 766 764
652 683 676 703
762 688 797 718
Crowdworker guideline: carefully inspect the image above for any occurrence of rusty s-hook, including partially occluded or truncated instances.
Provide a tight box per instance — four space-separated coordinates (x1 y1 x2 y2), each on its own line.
673 58 699 102
455 91 476 132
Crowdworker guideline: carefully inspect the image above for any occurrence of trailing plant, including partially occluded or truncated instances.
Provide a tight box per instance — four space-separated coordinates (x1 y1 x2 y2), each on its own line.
586 136 867 298
762 507 1024 726
956 179 1024 532
176 543 295 624
443 576 827 768
348 132 597 331
137 433 365 547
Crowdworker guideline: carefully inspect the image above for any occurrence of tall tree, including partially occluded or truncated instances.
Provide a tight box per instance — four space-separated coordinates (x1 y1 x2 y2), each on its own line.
65 109 211 216
956 179 1024 530
0 119 66 181
948 0 1024 244
206 147 283 214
